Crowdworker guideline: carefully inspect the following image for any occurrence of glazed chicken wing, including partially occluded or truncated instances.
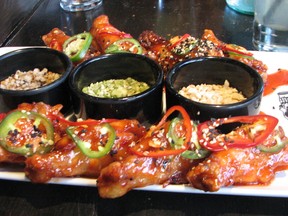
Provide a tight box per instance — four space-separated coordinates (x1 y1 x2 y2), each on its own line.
25 136 114 183
138 30 179 73
90 15 139 53
42 28 70 51
25 119 146 183
201 29 268 81
138 30 224 72
0 147 26 164
0 102 65 164
187 127 288 192
139 28 267 78
42 15 267 77
97 155 194 199
97 106 197 198
42 28 100 63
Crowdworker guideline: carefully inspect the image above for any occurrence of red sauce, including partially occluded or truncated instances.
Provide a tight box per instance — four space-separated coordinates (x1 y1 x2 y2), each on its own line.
264 69 288 96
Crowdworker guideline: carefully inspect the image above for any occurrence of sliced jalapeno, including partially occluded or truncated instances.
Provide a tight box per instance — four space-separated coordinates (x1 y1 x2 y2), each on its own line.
104 38 143 54
63 32 92 62
167 117 185 149
66 123 116 158
0 110 54 156
257 136 288 153
181 148 210 159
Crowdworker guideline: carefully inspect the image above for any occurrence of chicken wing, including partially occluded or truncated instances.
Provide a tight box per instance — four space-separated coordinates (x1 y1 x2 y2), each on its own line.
97 107 197 198
0 147 25 164
42 28 70 51
201 29 268 81
25 135 114 183
0 102 64 164
139 28 267 79
42 28 100 63
42 15 267 78
138 30 224 73
90 15 136 53
25 119 146 183
187 127 288 192
97 155 195 198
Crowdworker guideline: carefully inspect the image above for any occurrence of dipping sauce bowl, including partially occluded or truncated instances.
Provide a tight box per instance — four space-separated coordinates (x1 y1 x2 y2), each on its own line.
165 57 264 122
69 53 163 125
0 48 73 114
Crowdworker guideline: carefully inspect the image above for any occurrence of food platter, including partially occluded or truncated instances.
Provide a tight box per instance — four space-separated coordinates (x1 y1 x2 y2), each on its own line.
1 46 288 198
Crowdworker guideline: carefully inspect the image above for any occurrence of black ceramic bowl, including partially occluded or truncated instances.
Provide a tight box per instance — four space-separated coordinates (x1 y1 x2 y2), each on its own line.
165 57 264 122
0 48 73 114
69 53 163 125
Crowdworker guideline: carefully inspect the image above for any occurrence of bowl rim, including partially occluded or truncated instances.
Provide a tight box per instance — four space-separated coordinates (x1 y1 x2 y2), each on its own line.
0 47 73 96
165 56 264 108
69 53 164 104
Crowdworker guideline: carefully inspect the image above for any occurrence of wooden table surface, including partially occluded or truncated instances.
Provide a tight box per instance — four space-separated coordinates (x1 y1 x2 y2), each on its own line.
1 0 288 215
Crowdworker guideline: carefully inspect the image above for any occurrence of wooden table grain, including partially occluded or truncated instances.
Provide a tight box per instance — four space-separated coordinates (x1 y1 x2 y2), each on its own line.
1 0 288 215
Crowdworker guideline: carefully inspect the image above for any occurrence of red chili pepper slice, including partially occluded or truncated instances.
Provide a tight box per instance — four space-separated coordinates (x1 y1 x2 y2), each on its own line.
170 34 191 49
129 105 192 157
197 115 278 151
0 113 6 121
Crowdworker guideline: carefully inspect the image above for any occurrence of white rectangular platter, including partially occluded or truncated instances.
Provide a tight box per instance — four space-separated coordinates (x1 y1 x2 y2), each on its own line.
1 47 288 197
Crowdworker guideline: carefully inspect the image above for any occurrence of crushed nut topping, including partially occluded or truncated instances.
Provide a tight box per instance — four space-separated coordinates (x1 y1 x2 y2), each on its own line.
179 80 246 104
0 68 61 90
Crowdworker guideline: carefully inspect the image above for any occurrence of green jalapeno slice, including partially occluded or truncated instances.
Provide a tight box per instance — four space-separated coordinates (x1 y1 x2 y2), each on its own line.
104 38 143 54
257 136 288 153
0 110 54 156
63 32 92 62
66 123 116 158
